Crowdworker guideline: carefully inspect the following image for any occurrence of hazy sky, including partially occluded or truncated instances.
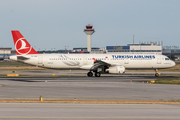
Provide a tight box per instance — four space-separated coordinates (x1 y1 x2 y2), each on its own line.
0 0 180 50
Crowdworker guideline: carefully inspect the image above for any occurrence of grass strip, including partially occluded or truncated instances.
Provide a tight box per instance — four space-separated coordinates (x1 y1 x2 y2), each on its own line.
0 75 86 77
0 61 28 66
149 78 180 84
0 99 180 104
0 66 46 70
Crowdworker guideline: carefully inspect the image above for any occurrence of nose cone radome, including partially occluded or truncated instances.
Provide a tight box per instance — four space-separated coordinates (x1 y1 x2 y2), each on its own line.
171 61 176 67
9 55 17 61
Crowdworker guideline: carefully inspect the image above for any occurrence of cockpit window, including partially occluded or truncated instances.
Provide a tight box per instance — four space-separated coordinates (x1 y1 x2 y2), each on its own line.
165 58 170 60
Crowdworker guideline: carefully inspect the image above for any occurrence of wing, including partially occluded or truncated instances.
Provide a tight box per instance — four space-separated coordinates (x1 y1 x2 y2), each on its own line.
90 60 111 71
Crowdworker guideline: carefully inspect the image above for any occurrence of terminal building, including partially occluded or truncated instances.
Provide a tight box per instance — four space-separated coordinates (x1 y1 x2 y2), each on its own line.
0 48 16 55
106 42 162 54
0 48 16 60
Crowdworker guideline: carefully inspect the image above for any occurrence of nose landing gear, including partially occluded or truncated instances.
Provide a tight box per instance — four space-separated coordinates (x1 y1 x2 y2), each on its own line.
154 69 160 77
155 73 159 77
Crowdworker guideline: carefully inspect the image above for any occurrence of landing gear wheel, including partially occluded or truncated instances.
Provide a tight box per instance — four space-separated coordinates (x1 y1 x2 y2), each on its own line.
87 72 93 77
154 69 160 77
155 73 159 77
95 72 101 77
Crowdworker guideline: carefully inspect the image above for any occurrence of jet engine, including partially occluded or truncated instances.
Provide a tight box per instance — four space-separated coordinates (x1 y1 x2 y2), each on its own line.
106 65 125 74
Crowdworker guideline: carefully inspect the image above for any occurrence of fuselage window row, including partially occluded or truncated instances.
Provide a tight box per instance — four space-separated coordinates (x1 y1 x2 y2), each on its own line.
49 58 82 60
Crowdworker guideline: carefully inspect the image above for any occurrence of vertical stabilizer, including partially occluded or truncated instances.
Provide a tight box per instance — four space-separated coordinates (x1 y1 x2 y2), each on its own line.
11 30 39 55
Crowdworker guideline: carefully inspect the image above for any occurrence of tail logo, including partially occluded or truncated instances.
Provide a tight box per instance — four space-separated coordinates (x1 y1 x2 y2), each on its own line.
15 38 32 55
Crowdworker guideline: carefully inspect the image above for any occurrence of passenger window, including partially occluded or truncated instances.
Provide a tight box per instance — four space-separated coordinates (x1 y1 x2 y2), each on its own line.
165 58 169 60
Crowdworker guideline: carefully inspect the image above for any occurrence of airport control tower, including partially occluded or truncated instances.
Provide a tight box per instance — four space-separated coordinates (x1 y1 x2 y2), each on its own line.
84 25 95 52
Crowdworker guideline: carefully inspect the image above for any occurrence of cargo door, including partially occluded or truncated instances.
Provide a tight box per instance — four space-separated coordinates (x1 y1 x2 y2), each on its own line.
124 58 129 64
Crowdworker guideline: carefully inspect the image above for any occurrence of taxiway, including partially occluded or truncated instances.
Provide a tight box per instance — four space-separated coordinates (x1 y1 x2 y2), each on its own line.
0 75 179 101
0 103 180 120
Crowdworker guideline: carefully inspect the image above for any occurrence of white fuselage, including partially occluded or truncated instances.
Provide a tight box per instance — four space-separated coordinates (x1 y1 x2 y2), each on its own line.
10 53 175 70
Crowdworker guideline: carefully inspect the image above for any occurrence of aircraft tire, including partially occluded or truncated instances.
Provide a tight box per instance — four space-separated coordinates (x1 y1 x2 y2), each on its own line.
95 72 101 77
87 72 93 77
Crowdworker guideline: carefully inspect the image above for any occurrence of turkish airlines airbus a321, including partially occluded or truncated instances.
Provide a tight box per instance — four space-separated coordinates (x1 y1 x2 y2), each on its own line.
9 30 175 77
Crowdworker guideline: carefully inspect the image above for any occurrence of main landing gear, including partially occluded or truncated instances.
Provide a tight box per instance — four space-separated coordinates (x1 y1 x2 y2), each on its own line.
154 69 160 77
95 72 101 77
87 71 101 77
87 72 93 77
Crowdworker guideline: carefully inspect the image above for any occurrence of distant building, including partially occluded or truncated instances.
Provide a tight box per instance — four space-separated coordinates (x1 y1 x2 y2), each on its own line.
0 48 16 60
106 42 162 54
162 48 180 59
72 47 105 54
0 48 16 55
73 47 98 52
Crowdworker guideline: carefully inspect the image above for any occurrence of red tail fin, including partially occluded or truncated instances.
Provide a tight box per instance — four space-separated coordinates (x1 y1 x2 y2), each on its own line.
11 30 39 55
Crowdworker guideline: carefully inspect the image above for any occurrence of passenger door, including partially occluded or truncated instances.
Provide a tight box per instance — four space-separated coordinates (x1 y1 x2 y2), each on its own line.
157 56 161 64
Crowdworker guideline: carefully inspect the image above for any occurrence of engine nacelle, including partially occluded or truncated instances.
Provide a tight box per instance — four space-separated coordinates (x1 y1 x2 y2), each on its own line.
106 65 125 74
